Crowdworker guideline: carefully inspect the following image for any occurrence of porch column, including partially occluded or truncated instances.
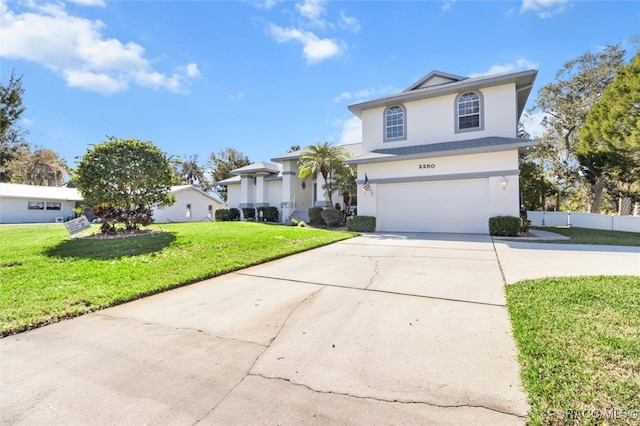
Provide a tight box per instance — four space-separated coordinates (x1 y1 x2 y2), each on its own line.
255 173 268 207
239 174 254 208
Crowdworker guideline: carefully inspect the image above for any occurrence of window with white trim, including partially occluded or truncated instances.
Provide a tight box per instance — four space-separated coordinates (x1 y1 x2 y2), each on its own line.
384 105 406 141
456 92 482 131
46 202 62 210
28 201 45 210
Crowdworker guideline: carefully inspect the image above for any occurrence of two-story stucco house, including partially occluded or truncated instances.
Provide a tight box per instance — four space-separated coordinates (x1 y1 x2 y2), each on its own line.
222 69 538 233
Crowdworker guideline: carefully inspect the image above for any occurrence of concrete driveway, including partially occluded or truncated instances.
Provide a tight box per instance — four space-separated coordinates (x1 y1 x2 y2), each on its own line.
2 233 638 425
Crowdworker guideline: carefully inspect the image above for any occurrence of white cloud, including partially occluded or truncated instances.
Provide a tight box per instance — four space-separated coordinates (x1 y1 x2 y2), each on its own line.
470 58 539 77
229 91 245 101
521 111 547 138
295 0 326 23
68 0 106 6
253 0 286 10
63 69 128 94
442 0 456 11
267 24 343 64
332 85 398 104
338 11 360 33
0 2 199 94
337 116 362 144
181 63 201 78
520 0 570 18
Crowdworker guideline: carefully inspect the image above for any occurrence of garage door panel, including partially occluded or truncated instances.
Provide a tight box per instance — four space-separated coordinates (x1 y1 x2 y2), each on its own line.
377 179 489 233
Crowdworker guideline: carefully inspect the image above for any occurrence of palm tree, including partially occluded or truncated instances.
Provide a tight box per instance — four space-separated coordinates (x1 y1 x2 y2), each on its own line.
297 142 348 207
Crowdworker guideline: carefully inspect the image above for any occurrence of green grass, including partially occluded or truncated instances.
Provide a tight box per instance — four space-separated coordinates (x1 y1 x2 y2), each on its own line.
506 275 640 425
535 226 640 246
0 222 356 336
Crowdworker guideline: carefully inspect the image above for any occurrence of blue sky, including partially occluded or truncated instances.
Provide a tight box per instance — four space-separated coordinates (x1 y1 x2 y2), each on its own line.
1 0 639 170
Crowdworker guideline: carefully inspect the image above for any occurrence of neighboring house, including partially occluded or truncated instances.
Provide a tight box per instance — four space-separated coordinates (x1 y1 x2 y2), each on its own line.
153 185 224 223
0 183 83 224
0 183 222 224
216 69 538 233
219 145 361 222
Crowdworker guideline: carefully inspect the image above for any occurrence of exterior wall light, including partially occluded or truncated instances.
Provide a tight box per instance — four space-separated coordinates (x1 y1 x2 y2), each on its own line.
501 176 507 191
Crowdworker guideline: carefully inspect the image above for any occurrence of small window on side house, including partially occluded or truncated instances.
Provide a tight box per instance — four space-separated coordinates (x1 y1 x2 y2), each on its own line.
186 204 191 218
28 201 45 210
46 202 62 210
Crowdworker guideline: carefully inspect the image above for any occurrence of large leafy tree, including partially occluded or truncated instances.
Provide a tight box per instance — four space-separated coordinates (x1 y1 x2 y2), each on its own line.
173 154 212 192
297 142 348 206
579 49 640 214
531 44 626 211
209 147 250 202
75 137 175 232
0 71 29 182
6 146 67 186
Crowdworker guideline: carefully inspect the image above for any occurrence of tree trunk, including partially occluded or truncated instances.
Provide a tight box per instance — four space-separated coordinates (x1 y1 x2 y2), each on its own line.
589 175 605 213
619 197 632 215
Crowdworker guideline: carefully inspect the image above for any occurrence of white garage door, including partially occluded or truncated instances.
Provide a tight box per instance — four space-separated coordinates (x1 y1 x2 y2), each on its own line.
376 179 489 233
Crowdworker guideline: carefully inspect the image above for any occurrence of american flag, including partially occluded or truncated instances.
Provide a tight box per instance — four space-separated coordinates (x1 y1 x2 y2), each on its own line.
363 174 371 192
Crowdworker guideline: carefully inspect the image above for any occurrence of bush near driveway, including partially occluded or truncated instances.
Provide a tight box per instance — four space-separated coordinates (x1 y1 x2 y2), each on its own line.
489 216 520 236
347 216 376 232
0 222 355 336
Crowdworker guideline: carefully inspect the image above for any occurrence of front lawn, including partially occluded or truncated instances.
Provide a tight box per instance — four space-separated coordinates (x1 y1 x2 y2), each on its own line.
534 226 640 246
506 275 640 425
0 222 356 336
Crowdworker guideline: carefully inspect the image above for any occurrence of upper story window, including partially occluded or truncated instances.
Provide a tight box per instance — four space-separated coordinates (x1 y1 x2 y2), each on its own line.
456 92 483 132
384 105 406 141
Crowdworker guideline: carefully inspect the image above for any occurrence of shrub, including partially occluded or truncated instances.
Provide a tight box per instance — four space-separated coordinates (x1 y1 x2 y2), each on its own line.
489 216 520 236
228 208 240 221
291 218 299 226
347 216 376 232
242 208 256 220
308 207 324 225
321 208 344 228
215 208 240 221
297 221 307 227
257 206 279 222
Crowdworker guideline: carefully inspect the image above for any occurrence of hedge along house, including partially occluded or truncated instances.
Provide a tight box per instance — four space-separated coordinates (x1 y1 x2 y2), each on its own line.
345 69 538 233
0 183 83 224
220 144 362 222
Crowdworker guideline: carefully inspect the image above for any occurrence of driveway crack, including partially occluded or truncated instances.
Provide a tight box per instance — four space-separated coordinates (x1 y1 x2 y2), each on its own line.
91 312 269 347
364 257 379 290
248 373 525 419
193 286 327 424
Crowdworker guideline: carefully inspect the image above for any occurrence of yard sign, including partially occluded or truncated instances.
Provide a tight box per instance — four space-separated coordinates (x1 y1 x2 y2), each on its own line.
64 216 91 235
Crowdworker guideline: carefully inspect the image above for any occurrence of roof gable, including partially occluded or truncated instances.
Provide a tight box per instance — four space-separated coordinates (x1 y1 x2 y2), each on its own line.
231 161 280 175
348 69 538 121
405 71 467 91
170 185 223 204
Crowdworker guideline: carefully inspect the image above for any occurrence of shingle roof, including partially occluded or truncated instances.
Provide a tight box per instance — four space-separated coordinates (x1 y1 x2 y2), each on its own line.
230 161 280 175
271 148 309 163
344 137 538 165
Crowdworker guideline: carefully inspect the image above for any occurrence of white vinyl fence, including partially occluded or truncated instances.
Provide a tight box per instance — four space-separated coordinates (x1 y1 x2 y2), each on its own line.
527 211 640 233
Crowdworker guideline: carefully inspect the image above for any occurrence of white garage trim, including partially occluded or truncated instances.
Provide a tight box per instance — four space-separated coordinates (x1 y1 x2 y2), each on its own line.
376 178 490 233
357 169 519 185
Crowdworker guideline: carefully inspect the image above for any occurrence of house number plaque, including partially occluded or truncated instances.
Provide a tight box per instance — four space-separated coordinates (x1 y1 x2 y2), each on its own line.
418 163 436 169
